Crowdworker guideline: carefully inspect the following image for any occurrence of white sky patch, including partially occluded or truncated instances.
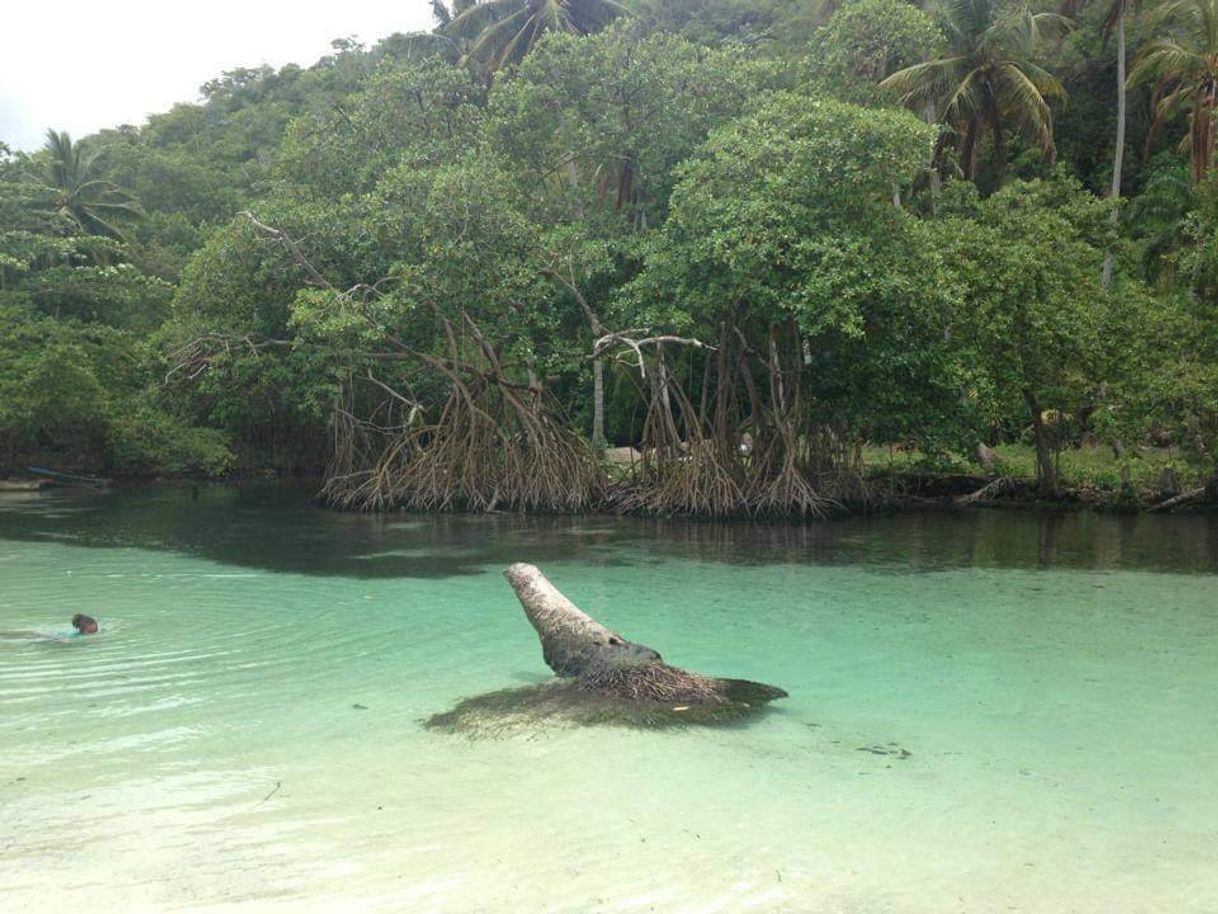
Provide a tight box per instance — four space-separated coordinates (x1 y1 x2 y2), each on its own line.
0 0 436 151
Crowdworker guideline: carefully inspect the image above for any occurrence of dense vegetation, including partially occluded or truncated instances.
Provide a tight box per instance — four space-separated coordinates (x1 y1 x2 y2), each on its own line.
2 0 1216 513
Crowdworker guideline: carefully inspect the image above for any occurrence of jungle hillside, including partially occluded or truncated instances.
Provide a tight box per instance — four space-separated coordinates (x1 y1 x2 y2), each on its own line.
3 0 1217 515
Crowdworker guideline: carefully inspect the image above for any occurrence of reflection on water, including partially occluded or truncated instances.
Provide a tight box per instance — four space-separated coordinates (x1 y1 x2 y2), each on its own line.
1 485 1216 913
0 483 1215 576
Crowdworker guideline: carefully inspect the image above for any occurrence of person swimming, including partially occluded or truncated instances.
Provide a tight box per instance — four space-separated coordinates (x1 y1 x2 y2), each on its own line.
71 614 98 635
0 614 99 640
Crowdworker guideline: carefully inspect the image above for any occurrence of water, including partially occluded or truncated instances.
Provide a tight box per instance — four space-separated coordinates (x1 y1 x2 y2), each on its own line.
1 485 1216 913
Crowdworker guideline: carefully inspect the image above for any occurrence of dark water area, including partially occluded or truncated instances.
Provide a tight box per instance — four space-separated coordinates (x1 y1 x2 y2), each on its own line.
0 483 1215 578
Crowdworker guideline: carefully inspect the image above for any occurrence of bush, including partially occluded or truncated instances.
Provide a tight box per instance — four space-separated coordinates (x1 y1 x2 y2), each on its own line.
106 400 234 476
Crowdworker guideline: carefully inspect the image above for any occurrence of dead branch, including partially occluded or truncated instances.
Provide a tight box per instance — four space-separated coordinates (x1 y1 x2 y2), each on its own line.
593 330 713 378
955 475 1017 505
238 211 334 290
1147 485 1208 513
164 334 296 383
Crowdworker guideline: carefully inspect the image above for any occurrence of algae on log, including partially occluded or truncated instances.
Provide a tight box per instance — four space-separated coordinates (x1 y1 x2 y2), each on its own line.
426 563 787 735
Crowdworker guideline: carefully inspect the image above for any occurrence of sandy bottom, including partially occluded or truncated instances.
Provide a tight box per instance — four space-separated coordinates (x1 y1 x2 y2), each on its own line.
1 491 1216 912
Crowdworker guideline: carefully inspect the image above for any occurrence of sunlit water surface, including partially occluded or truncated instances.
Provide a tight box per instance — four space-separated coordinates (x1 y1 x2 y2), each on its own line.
1 486 1216 913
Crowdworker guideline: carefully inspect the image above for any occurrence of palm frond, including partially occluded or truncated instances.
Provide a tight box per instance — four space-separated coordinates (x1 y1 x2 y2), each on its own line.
494 14 544 70
569 0 629 31
1129 39 1206 89
466 7 530 66
995 63 1056 151
77 211 132 243
386 31 462 64
445 0 520 41
879 56 969 107
451 0 628 74
942 67 984 123
1018 60 1068 100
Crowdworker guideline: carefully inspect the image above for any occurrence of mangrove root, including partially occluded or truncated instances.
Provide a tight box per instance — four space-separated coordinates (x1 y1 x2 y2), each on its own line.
425 563 787 736
322 312 604 513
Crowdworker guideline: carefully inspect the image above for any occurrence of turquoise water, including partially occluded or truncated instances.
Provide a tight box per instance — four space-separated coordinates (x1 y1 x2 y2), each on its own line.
1 486 1216 913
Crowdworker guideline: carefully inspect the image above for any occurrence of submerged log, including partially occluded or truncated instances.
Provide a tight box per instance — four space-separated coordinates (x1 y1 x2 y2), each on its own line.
426 563 787 735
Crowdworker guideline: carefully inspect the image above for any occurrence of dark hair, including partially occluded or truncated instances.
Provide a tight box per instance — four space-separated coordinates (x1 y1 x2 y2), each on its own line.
71 614 97 630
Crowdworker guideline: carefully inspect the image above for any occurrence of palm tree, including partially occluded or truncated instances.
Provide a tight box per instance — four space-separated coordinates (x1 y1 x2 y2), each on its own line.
880 0 1070 180
441 0 628 75
430 0 479 26
372 3 477 66
38 129 144 240
1062 0 1138 285
1101 0 1137 286
1128 0 1218 182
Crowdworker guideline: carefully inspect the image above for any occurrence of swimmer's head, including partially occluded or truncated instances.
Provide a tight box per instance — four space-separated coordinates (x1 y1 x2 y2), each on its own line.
71 614 98 635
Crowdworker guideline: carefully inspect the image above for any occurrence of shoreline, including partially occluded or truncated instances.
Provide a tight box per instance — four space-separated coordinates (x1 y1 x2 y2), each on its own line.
6 470 1215 518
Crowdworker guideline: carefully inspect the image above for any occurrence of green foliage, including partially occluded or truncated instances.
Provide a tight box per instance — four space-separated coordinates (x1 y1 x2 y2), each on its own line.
441 0 629 73
33 130 146 240
937 176 1109 413
2 0 1216 497
630 93 967 446
489 24 779 224
627 0 823 50
28 262 172 328
276 62 486 198
377 152 547 328
642 93 937 326
880 0 1071 182
0 305 231 475
926 173 1164 485
1128 0 1218 182
804 0 942 103
1128 157 1195 287
0 336 109 463
106 398 234 476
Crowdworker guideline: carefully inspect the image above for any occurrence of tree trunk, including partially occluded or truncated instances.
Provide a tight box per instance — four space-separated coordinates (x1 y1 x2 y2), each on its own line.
922 99 944 210
426 564 790 735
502 563 787 706
564 154 584 220
961 113 982 180
591 356 606 449
559 153 605 447
1148 485 1209 512
1192 80 1216 182
990 109 1007 180
1026 392 1060 496
1102 12 1126 289
504 562 658 676
656 347 677 450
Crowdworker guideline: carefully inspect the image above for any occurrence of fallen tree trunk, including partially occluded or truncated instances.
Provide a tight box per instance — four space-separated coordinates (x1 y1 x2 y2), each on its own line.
955 475 1016 505
504 562 663 678
1147 486 1208 513
426 564 787 735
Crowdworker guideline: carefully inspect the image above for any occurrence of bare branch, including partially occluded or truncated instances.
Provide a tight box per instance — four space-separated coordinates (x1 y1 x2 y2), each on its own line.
238 210 335 290
164 333 294 383
593 330 713 378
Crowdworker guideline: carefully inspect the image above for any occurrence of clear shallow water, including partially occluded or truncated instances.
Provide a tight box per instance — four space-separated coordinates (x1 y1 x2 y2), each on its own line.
1 486 1216 913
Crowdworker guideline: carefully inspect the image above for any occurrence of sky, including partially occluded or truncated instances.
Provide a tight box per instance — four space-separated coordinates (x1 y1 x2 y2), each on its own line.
0 0 437 152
